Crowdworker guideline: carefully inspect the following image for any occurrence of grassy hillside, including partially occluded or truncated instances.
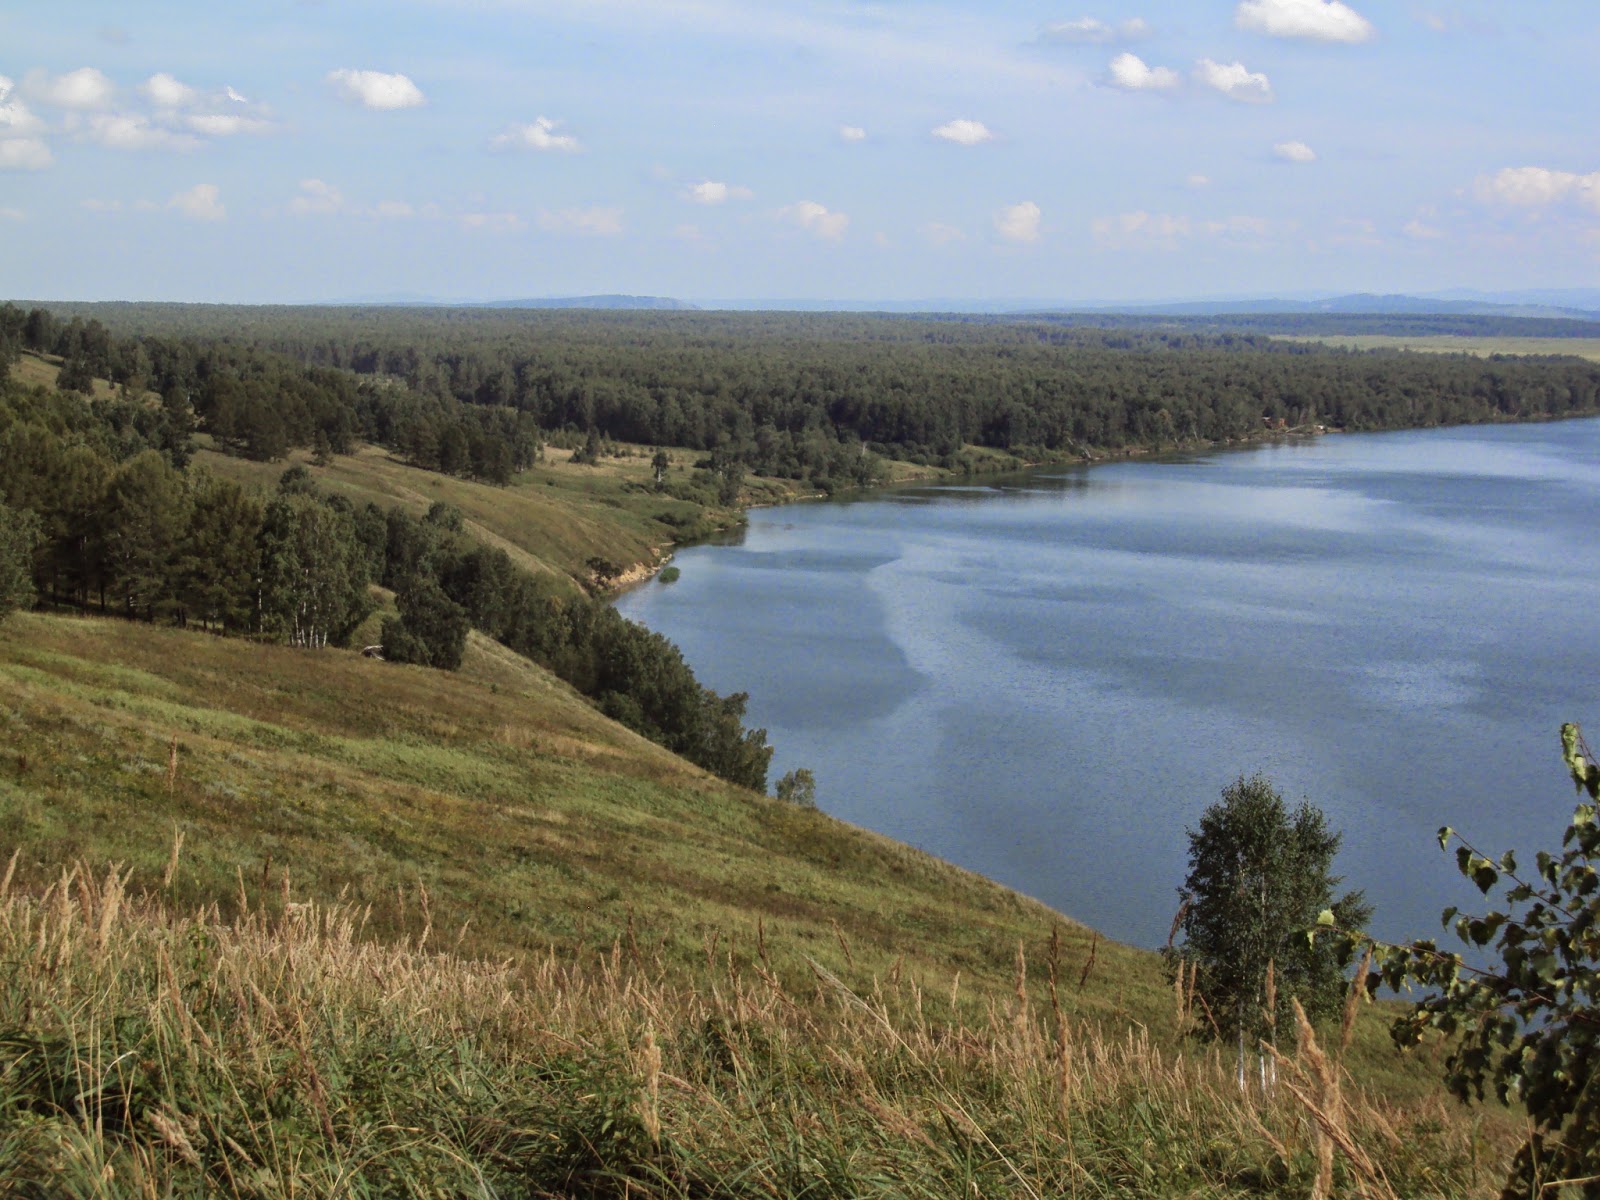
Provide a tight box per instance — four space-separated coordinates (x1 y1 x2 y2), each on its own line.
0 610 1513 1195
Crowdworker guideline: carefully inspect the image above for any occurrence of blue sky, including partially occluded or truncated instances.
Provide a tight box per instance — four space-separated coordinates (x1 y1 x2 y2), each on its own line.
2 0 1597 304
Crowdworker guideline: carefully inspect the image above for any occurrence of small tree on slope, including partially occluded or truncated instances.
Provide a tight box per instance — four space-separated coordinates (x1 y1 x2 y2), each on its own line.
1174 774 1370 1085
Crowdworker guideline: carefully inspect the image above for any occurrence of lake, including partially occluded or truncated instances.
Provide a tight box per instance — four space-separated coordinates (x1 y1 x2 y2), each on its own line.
615 419 1600 948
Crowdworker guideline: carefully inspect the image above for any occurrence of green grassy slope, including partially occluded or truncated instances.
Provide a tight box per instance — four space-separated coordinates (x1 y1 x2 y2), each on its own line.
0 611 1476 1093
0 611 1105 1004
0 611 1509 1195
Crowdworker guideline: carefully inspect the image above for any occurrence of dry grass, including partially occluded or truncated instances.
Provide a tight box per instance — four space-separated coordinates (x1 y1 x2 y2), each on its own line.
0 862 1501 1198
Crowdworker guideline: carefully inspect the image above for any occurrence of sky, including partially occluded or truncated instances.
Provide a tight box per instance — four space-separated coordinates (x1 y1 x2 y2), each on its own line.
1 0 1598 305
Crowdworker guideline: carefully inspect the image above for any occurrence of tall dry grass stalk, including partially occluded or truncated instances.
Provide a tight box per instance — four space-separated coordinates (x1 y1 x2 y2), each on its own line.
0 858 1492 1199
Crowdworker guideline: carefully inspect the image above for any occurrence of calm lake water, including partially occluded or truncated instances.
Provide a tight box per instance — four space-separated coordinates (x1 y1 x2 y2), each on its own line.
616 419 1600 948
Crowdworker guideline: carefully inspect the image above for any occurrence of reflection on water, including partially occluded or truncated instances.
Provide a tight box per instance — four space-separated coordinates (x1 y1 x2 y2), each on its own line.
616 419 1600 948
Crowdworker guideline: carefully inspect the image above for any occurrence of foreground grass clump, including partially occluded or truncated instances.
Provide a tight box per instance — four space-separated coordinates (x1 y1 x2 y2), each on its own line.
0 861 1493 1198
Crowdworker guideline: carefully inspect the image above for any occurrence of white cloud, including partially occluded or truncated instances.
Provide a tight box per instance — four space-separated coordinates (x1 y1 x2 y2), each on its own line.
461 212 526 234
932 118 994 145
31 67 116 110
81 198 122 212
85 113 202 152
225 86 249 104
1475 166 1600 211
1274 140 1316 163
1107 53 1179 91
142 72 197 108
1235 0 1374 42
780 200 849 240
327 69 425 111
1187 173 1211 188
994 201 1042 243
288 179 416 219
537 205 624 236
685 180 752 204
1194 59 1273 102
1039 17 1151 44
0 137 52 170
839 124 867 143
169 183 224 222
922 221 965 245
1093 210 1191 244
184 113 270 136
290 179 346 215
1092 210 1275 247
1402 218 1445 240
0 76 42 133
491 116 581 152
0 207 23 221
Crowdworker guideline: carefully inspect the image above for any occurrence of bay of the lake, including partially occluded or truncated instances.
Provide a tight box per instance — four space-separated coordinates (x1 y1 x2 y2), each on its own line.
615 418 1600 948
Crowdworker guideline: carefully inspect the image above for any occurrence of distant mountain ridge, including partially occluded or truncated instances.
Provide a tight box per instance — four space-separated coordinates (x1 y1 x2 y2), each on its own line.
476 295 700 311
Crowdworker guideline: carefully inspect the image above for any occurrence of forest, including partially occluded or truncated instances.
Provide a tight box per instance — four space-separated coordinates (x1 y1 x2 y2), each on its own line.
14 303 1600 485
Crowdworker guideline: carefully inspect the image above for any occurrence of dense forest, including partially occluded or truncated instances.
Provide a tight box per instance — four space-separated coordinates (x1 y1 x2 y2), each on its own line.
19 304 1600 486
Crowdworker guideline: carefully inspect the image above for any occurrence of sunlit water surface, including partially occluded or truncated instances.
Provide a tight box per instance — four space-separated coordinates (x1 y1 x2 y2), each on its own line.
616 419 1600 947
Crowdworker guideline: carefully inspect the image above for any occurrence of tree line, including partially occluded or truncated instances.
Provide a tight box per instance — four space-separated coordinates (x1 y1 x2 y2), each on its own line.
22 304 1600 488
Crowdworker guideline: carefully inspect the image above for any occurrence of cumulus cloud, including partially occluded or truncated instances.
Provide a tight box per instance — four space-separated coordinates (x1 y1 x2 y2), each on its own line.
1194 59 1273 102
1474 166 1600 211
142 72 197 108
781 200 849 240
1187 173 1211 188
1039 16 1151 44
1402 218 1445 240
1236 0 1374 42
1274 140 1316 162
169 183 224 221
327 69 425 110
1108 53 1179 91
537 206 624 236
0 76 43 133
86 113 202 151
372 200 414 219
995 202 1042 243
30 67 116 110
932 118 994 145
491 116 581 152
0 138 52 170
685 180 753 204
839 125 867 143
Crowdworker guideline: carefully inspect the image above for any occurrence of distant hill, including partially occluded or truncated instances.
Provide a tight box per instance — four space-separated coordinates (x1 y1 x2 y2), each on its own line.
477 294 700 310
1071 292 1600 322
